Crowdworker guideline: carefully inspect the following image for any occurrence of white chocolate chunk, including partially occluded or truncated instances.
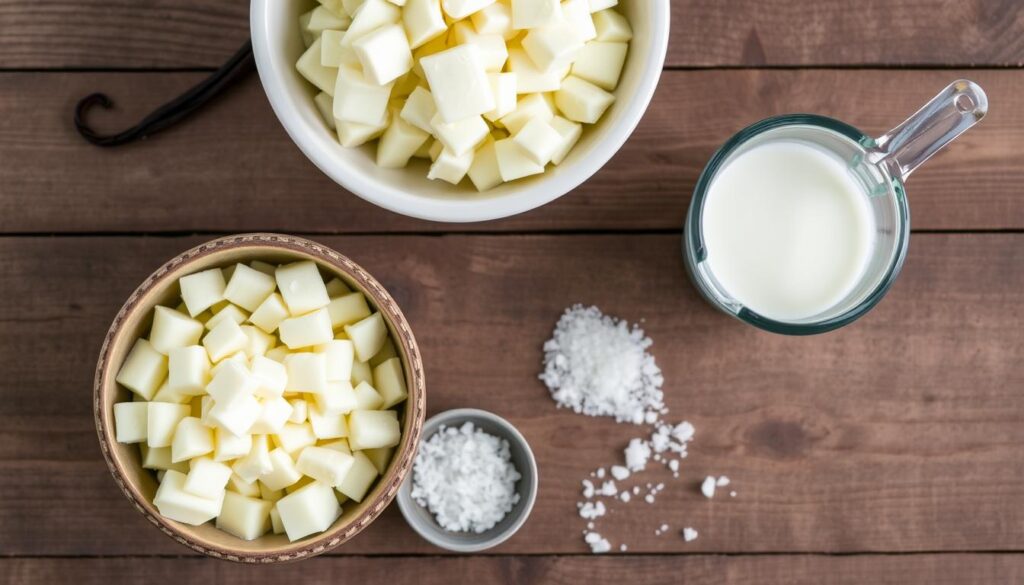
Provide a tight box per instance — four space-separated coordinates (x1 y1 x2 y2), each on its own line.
368 336 398 367
270 507 285 534
214 427 252 462
572 41 628 90
285 352 329 394
442 0 494 18
249 292 289 334
276 261 331 317
141 444 188 473
325 278 351 298
209 351 248 379
266 346 290 363
352 381 385 410
223 264 277 313
183 456 233 499
261 448 303 491
402 0 447 49
227 472 262 497
353 24 414 85
172 417 215 462
240 325 276 358
167 345 211 396
344 312 389 363
494 137 545 181
588 0 617 12
113 402 148 443
299 9 317 47
555 75 615 123
204 304 249 332
217 491 273 541
420 44 495 123
276 481 342 542
335 450 379 502
471 2 514 38
327 292 372 330
484 72 517 122
232 435 273 483
320 438 352 453
260 481 285 502
351 360 374 387
511 0 561 29
152 381 191 405
463 33 508 72
287 398 309 423
334 64 395 127
116 339 168 400
308 5 352 33
430 113 489 156
347 410 401 450
153 469 225 526
592 8 631 41
297 446 356 486
377 113 431 168
316 340 355 382
399 86 437 134
521 22 583 71
309 401 352 438
512 117 562 165
320 30 346 68
250 396 294 435
179 269 226 317
372 357 408 408
251 355 288 399
150 306 204 355
208 394 262 437
507 47 568 94
203 319 248 363
362 446 394 474
548 115 583 164
274 422 318 455
205 360 255 404
343 0 368 16
343 0 401 47
147 402 191 448
562 0 597 40
298 39 340 97
428 147 473 184
467 137 503 191
279 308 334 350
337 117 389 147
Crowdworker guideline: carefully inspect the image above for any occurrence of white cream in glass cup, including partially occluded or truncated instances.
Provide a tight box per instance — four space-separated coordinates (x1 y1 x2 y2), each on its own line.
684 80 988 335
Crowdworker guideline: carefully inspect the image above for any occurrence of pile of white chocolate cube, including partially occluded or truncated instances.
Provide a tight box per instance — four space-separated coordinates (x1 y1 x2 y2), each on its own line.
296 0 632 190
112 260 407 542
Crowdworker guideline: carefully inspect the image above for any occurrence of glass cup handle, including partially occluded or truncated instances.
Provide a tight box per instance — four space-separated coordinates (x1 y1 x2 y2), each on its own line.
870 79 988 181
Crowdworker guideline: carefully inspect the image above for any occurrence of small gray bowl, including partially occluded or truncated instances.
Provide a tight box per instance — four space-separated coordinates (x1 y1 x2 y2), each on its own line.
396 408 538 552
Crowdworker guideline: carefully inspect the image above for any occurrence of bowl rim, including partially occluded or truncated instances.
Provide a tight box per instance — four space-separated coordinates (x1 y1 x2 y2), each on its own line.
395 407 538 552
93 233 426 563
250 0 672 223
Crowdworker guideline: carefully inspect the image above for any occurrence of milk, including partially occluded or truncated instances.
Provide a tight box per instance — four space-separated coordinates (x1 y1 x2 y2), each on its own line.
701 140 875 322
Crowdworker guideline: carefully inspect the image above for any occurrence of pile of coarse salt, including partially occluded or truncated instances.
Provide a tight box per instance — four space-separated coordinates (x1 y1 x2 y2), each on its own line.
410 422 522 534
540 305 700 553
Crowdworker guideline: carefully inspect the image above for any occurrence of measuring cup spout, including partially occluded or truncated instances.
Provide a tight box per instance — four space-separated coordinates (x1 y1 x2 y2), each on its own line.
870 80 988 181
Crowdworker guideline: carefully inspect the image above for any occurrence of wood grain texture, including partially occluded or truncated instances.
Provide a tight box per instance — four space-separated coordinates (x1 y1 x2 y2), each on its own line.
4 555 1024 584
1 69 1021 234
0 234 1020 556
2 0 1023 68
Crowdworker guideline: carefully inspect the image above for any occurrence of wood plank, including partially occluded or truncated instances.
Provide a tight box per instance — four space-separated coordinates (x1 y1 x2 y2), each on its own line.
0 233 1020 556
2 1 1023 68
4 555 1024 584
1 69 1021 234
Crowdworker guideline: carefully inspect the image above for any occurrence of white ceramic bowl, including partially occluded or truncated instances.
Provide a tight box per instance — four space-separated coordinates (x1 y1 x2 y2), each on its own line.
251 0 670 223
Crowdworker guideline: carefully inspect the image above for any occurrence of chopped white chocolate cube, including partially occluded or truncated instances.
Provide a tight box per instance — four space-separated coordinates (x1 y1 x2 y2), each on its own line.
297 446 356 486
270 507 285 534
167 345 211 396
343 0 368 16
299 9 317 47
377 113 431 168
320 438 352 453
334 64 395 128
250 355 288 399
353 24 414 85
372 357 408 408
562 0 597 41
592 8 631 41
227 472 262 497
399 86 437 134
442 0 495 18
275 261 330 316
261 448 303 491
183 456 233 499
507 48 568 94
214 427 252 462
494 138 545 181
204 304 249 332
588 0 617 12
326 292 372 330
275 422 318 455
147 402 191 448
286 475 315 495
203 319 248 363
172 417 215 462
250 396 294 435
240 325 276 358
210 351 248 378
347 410 402 450
217 491 273 541
368 337 398 367
223 264 277 313
276 481 342 542
484 72 517 122
285 352 329 394
232 435 273 483
572 41 628 90
343 0 401 46
205 360 255 403
279 308 333 350
260 481 285 502
337 117 389 147
467 137 503 191
298 39 341 97
548 115 583 164
352 381 385 410
335 450 379 502
512 117 562 165
308 5 352 33
309 402 352 439
150 306 204 355
351 360 374 387
522 22 583 71
344 313 389 363
287 398 309 423
402 0 447 49
179 269 226 317
325 277 351 298
113 402 148 443
362 446 394 474
153 469 225 526
555 75 615 123
249 292 289 334
315 340 356 382
116 339 168 400
428 147 473 184
472 2 514 38
141 444 188 473
464 33 508 72
314 91 337 130
208 394 261 437
430 113 489 156
420 44 495 123
511 0 561 29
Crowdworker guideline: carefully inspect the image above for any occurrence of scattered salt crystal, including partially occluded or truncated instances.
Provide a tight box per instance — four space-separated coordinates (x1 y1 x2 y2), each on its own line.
668 460 679 473
596 467 606 479
653 454 662 462
644 494 655 504
730 491 737 498
655 483 665 491
633 486 640 495
584 531 602 544
587 522 594 529
620 544 628 552
619 491 631 502
581 479 595 499
701 476 716 499
584 531 612 554
682 527 698 542
672 422 695 444
579 501 606 520
624 438 651 471
610 465 630 481
599 480 618 496
660 523 669 532
716 476 730 487
410 422 521 534
540 305 665 424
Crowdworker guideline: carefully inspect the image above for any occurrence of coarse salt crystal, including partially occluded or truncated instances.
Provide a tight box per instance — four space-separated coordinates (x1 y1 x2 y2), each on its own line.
730 491 737 498
610 465 630 480
624 438 651 471
682 527 698 542
668 460 679 473
584 531 612 553
579 501 606 520
581 479 595 499
410 422 521 534
716 476 730 487
596 467 606 478
599 480 617 496
701 476 716 499
619 491 631 502
644 494 654 504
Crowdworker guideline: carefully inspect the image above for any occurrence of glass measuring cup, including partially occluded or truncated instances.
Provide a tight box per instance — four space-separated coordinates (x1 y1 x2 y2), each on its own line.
684 80 988 335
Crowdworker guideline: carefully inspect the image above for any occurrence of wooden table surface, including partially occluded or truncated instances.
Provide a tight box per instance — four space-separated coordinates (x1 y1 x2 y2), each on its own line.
2 1 1023 583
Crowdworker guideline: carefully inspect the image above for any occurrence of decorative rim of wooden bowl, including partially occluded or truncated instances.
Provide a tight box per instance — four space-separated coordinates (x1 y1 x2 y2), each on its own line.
93 233 426 563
